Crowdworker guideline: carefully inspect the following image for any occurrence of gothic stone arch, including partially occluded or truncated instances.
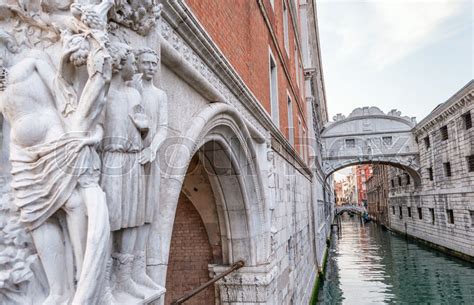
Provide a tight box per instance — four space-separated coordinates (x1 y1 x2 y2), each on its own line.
147 103 269 296
322 107 421 185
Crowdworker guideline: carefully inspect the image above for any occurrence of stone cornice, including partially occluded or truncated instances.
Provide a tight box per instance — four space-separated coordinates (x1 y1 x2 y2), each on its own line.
322 114 415 136
414 80 474 136
160 0 312 177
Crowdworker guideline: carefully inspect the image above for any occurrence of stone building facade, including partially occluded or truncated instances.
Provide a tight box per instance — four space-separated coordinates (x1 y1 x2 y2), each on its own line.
366 165 390 227
0 0 333 305
388 81 474 260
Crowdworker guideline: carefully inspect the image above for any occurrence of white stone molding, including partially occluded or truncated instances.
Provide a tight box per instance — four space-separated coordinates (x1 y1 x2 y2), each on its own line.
147 102 270 288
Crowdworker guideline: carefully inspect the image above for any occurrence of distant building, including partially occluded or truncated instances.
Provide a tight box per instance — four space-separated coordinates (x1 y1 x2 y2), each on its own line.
334 181 344 205
367 165 390 227
356 165 372 206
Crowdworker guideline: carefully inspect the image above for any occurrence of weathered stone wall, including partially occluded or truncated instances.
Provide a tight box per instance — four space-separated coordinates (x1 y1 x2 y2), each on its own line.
388 82 474 259
268 152 316 305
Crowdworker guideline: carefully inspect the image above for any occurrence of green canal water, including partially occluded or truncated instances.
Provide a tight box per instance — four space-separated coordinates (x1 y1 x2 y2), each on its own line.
317 215 474 304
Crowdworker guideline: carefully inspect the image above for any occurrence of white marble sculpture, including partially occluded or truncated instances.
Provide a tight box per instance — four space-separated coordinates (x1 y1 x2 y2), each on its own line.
0 0 165 303
134 47 167 292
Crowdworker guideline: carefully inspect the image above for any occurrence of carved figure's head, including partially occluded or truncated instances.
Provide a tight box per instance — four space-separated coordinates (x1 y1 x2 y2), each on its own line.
0 30 19 68
135 47 159 81
65 35 90 67
110 43 135 80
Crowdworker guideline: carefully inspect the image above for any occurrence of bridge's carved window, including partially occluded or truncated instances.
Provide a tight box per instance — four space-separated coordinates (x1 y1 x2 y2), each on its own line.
399 206 403 219
398 176 402 186
345 138 355 148
440 125 449 141
382 136 392 146
407 207 412 218
418 207 423 220
446 209 454 224
444 162 452 177
429 208 435 224
427 167 434 181
391 179 395 188
406 173 411 185
463 111 472 130
424 136 430 149
392 206 395 215
467 155 474 172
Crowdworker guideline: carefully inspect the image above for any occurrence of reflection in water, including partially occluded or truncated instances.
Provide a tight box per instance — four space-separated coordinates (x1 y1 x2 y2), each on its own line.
318 214 474 304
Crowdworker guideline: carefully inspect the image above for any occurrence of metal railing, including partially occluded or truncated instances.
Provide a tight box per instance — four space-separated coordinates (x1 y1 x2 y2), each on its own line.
170 260 245 305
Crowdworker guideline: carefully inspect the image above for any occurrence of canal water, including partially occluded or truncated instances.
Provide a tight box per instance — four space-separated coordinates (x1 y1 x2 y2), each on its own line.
317 214 474 304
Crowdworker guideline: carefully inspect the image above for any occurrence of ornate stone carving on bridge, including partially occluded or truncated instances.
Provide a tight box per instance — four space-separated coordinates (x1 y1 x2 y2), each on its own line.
322 106 421 185
0 0 166 303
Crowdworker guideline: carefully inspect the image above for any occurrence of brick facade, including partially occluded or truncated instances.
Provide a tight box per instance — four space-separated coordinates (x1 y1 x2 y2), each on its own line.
165 193 215 305
185 0 308 160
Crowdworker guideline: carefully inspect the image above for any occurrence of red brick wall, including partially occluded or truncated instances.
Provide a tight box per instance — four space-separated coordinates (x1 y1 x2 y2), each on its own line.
165 193 215 305
185 0 308 160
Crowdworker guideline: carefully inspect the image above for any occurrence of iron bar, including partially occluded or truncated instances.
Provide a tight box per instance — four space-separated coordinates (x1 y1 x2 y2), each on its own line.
170 260 245 305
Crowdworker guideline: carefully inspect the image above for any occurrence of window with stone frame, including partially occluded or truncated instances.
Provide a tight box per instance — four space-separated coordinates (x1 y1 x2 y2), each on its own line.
424 136 430 149
283 0 289 54
407 206 412 217
382 136 392 146
427 167 434 181
392 206 395 215
406 173 411 185
269 51 279 127
467 155 474 172
399 206 403 219
470 210 474 227
429 208 435 224
446 209 454 224
418 207 423 220
345 138 355 148
398 176 402 186
440 125 449 141
444 162 452 177
287 96 294 145
391 179 395 188
463 111 472 130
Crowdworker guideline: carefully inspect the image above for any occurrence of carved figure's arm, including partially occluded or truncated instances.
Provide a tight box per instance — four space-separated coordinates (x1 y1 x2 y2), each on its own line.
70 38 111 131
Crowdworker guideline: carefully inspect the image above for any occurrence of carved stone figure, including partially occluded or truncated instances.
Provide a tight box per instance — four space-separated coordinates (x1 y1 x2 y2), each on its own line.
99 42 156 302
0 22 112 304
109 0 163 35
134 47 167 293
0 0 166 302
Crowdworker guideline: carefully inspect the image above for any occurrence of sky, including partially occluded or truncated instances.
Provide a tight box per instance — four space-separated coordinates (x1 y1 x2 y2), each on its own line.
316 0 473 122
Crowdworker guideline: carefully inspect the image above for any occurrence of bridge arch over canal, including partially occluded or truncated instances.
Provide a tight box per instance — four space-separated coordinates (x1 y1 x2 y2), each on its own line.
335 205 367 216
321 107 421 185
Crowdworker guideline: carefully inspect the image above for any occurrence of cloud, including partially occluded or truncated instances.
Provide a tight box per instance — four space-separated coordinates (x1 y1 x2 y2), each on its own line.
318 0 468 68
